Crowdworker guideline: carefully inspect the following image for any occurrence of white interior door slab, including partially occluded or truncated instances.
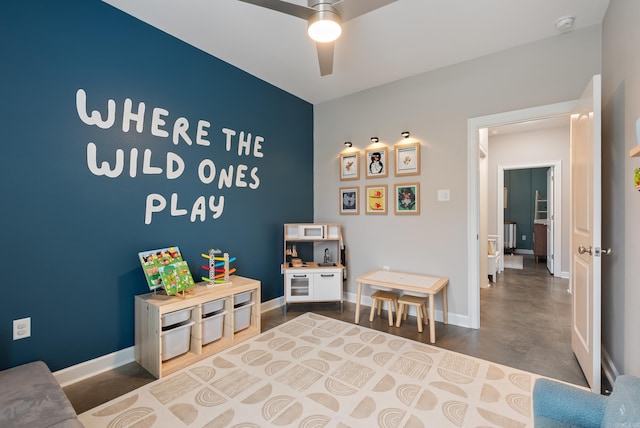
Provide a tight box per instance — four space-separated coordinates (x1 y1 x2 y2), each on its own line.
570 74 601 393
547 168 554 274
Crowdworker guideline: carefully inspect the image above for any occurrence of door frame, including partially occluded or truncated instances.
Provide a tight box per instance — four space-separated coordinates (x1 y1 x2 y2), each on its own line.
497 160 562 276
547 168 555 274
467 101 575 328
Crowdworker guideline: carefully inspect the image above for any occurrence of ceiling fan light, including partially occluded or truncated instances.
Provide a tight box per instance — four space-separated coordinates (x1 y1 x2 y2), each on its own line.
307 8 342 43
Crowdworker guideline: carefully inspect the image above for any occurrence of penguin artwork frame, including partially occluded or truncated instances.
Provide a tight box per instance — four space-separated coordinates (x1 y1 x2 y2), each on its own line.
365 147 388 178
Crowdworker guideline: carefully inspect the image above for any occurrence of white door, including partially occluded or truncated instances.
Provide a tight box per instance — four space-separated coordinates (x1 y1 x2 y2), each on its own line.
546 168 554 274
570 75 601 393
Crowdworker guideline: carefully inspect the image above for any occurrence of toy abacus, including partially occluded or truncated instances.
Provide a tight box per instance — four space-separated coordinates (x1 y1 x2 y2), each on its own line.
201 248 237 286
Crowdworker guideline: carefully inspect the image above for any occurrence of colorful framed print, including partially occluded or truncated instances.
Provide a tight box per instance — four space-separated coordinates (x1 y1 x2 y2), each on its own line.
395 142 421 176
339 186 359 215
365 184 388 215
394 183 420 215
340 152 360 180
365 147 388 178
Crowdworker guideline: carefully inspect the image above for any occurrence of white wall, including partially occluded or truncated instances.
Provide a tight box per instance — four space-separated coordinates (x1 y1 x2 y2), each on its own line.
602 0 640 377
314 26 601 327
488 125 571 275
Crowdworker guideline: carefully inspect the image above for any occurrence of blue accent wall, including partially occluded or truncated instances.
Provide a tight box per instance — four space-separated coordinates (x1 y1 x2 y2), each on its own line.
0 1 313 371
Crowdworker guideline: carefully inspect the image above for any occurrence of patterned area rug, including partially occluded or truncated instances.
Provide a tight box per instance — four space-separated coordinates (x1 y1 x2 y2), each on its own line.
79 313 541 427
504 255 524 270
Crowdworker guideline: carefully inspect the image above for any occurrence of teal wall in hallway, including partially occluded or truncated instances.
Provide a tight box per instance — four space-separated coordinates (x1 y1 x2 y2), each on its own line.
504 168 548 250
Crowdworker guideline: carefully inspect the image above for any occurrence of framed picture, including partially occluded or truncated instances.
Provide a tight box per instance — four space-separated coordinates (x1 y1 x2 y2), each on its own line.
365 184 388 215
395 142 421 176
394 183 420 215
365 147 388 178
339 187 359 215
340 152 360 180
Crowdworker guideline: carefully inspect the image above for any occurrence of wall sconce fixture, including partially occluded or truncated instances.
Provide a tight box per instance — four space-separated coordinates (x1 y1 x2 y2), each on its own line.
370 137 379 143
401 131 410 139
344 141 352 148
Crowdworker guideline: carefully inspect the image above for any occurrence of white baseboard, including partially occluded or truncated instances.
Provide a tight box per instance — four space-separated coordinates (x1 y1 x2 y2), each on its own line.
260 296 284 314
601 346 619 391
54 347 135 387
56 295 466 387
514 249 534 255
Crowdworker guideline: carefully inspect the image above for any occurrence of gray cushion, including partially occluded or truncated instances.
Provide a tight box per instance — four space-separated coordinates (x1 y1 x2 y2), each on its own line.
0 361 81 428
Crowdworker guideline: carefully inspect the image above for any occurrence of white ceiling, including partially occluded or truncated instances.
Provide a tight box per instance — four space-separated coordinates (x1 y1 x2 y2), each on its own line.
102 0 609 105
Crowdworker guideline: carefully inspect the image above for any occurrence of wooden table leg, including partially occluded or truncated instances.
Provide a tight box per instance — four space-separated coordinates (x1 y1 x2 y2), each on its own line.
441 286 448 324
355 282 362 324
395 303 403 328
428 294 436 344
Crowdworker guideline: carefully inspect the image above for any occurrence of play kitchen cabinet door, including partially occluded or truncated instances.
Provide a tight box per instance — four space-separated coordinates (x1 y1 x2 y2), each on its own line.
135 275 261 378
313 271 341 300
286 272 312 301
285 269 341 302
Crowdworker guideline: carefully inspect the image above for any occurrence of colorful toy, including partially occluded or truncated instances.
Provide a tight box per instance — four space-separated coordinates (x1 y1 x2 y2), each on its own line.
201 249 237 286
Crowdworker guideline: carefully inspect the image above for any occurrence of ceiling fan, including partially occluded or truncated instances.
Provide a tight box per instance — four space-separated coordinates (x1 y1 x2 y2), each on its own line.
237 0 398 76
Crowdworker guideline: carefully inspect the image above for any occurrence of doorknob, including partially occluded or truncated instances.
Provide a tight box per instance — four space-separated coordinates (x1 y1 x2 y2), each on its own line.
578 245 592 255
578 246 613 256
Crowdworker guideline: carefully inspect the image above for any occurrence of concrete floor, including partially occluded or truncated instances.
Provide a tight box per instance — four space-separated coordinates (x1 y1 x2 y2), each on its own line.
64 255 587 414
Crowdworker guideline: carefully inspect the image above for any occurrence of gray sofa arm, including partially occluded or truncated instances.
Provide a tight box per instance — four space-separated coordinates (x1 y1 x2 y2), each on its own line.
533 378 607 428
0 361 83 428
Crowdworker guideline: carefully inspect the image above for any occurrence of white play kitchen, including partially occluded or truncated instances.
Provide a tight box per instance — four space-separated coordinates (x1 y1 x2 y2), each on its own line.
283 223 344 313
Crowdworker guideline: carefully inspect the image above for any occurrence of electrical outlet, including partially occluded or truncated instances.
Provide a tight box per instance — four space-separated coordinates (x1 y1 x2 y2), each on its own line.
13 317 31 340
437 189 450 201
383 265 390 271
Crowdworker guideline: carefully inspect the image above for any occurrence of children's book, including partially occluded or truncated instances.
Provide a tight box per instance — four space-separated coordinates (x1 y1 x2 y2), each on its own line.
159 260 195 295
138 247 190 293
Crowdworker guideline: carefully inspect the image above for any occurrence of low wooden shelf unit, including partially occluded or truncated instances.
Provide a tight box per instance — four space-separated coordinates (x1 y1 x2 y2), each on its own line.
135 275 261 378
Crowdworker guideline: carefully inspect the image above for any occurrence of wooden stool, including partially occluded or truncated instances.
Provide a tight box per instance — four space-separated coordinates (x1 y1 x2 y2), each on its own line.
396 294 428 332
369 290 399 326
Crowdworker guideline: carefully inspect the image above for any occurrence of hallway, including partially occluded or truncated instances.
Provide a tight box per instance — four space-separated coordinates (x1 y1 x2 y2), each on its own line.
460 254 586 387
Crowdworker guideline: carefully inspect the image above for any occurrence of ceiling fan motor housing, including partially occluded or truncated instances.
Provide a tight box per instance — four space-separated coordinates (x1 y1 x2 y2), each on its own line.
307 3 342 43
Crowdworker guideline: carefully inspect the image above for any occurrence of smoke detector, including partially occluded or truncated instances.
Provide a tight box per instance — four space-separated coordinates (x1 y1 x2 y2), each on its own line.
555 15 575 32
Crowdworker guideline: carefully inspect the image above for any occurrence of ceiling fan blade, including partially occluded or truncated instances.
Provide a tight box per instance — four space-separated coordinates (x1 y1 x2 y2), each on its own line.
316 41 334 76
238 0 315 20
332 0 398 22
